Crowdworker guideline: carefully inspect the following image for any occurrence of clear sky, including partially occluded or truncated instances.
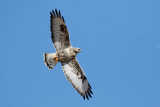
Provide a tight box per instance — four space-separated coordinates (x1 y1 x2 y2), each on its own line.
1 0 160 107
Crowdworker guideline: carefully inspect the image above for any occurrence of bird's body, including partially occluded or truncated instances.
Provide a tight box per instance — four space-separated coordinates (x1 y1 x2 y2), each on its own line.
43 9 93 100
56 47 81 62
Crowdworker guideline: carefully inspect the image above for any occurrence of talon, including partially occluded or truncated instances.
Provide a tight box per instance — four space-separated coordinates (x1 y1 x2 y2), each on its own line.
54 57 59 61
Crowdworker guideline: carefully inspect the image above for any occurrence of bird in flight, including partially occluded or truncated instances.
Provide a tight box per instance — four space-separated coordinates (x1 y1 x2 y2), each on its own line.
44 9 93 100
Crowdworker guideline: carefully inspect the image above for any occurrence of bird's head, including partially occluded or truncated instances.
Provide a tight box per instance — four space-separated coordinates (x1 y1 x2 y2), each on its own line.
74 48 82 53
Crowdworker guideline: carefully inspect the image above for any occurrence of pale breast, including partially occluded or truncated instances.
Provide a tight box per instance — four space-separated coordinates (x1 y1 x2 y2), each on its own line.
57 48 76 62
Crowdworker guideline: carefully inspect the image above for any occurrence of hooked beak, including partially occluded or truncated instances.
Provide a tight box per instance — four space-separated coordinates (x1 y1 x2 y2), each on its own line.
79 49 82 52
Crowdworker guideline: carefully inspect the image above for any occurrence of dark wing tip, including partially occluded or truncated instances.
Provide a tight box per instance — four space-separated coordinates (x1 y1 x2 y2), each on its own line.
88 83 92 89
88 91 92 98
55 9 58 16
82 84 93 100
83 96 85 100
50 12 52 15
52 10 56 16
86 93 89 100
59 10 61 17
89 88 93 94
62 16 65 22
50 9 65 22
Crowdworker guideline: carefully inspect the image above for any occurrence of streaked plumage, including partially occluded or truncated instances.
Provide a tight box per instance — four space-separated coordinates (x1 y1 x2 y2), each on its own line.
44 9 93 100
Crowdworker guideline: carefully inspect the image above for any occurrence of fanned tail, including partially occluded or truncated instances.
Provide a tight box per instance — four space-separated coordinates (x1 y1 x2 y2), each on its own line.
43 53 58 69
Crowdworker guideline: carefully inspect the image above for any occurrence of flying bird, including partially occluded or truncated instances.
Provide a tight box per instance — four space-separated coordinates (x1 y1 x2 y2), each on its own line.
43 9 93 100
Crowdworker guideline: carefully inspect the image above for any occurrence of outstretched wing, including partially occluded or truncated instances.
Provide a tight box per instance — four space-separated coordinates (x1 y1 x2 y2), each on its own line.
50 9 71 51
61 58 93 100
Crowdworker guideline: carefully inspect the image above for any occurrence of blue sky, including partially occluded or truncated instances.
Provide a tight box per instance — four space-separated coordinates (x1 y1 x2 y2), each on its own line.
1 0 160 107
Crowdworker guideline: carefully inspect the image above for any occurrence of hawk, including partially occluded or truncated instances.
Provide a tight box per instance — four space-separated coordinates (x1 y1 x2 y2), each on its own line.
44 9 93 100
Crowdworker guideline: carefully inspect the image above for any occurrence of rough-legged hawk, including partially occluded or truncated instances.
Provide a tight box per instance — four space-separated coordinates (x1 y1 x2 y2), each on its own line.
44 9 93 100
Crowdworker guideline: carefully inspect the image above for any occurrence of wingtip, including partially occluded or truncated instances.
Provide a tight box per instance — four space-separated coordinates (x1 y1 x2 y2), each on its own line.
88 91 92 98
89 88 93 94
50 12 53 16
50 9 65 22
52 10 56 16
62 16 65 22
86 93 89 100
59 10 61 17
83 96 85 100
55 8 58 16
88 83 92 89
